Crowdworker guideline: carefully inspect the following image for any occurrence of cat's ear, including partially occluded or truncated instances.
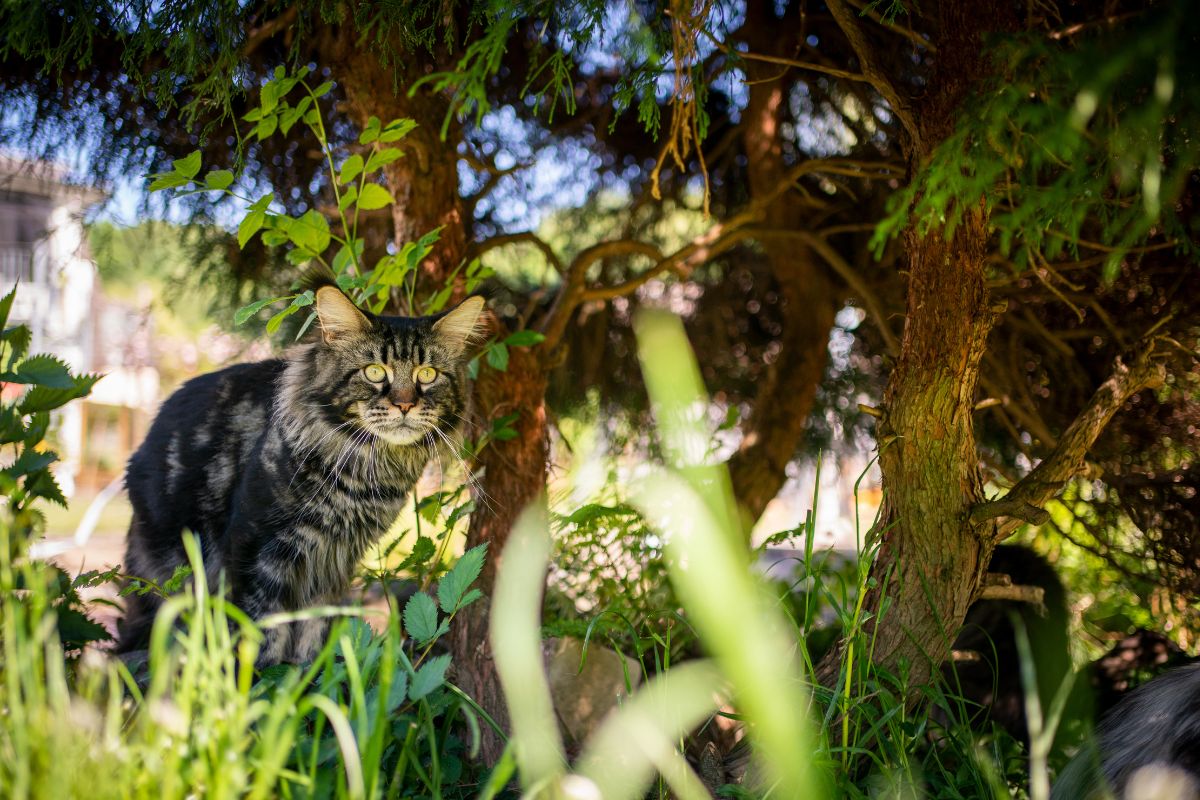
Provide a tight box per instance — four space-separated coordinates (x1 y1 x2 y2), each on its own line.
433 296 488 355
315 286 372 343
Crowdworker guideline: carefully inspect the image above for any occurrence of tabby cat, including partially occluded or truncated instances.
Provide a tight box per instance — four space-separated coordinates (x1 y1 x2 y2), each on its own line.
118 280 486 664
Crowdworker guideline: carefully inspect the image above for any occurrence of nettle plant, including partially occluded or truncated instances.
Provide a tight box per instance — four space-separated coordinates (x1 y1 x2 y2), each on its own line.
0 285 111 650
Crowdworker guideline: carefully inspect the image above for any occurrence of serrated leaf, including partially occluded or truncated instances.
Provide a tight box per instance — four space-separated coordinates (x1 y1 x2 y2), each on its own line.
437 544 487 614
260 81 278 113
204 170 234 190
2 325 30 367
503 330 545 347
485 342 509 372
249 192 274 212
234 297 285 326
454 588 482 611
358 115 381 145
261 230 289 247
356 183 394 211
4 447 57 479
27 468 66 507
172 150 202 179
266 304 300 335
398 536 437 572
0 286 15 331
238 209 266 248
293 290 314 308
279 105 304 135
408 654 451 701
403 592 439 644
11 354 74 388
17 374 100 414
256 115 278 140
332 238 363 272
243 107 264 122
379 118 418 142
365 147 404 173
292 210 331 253
338 185 358 212
339 154 364 186
148 172 192 192
56 605 112 647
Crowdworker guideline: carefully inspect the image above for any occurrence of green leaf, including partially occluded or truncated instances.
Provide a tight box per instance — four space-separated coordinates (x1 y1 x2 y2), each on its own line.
492 426 518 441
339 154 364 186
266 304 300 335
249 192 274 213
408 654 451 701
260 81 279 113
0 285 16 331
293 210 331 253
3 447 57 479
27 468 66 507
284 249 314 267
485 342 509 372
204 170 234 191
261 230 289 247
293 290 314 308
398 536 437 572
255 115 278 140
313 80 334 97
234 297 285 326
18 374 100 414
243 107 264 122
365 147 405 173
337 185 358 212
356 183 394 211
2 325 30 368
332 238 364 273
358 115 381 145
437 544 487 614
403 592 439 644
386 670 409 711
379 118 418 142
503 330 545 348
148 172 192 192
279 105 305 135
56 606 112 647
238 209 266 249
172 150 202 179
9 354 74 388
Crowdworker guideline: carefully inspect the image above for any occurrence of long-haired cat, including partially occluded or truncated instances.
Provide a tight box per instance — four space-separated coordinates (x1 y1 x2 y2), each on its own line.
118 280 486 664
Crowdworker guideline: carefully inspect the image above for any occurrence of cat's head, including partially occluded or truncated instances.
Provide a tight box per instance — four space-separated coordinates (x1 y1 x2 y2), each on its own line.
306 283 488 446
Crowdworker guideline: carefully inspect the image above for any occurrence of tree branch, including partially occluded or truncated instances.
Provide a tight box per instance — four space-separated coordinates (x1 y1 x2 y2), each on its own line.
242 5 298 57
469 231 565 276
824 0 922 149
981 347 1167 541
755 228 901 356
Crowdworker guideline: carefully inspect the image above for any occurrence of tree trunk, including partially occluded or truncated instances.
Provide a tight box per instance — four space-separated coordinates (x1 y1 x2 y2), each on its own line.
453 344 549 762
815 0 1017 695
727 31 837 524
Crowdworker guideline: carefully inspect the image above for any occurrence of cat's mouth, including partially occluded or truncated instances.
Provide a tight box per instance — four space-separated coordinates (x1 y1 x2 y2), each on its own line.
366 416 430 446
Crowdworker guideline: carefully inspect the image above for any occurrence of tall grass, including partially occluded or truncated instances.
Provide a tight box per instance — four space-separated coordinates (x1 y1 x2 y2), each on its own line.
0 527 491 799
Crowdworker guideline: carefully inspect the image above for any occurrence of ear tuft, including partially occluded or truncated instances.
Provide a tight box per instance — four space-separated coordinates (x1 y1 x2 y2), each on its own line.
315 286 372 343
433 296 489 355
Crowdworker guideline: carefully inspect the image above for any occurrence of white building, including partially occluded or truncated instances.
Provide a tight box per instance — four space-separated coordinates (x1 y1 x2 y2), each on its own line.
0 157 157 497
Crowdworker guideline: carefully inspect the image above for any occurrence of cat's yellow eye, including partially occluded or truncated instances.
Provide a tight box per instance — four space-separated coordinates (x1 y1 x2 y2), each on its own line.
414 366 438 384
363 364 387 382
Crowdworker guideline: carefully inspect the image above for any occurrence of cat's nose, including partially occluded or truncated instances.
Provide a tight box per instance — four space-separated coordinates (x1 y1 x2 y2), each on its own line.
393 401 415 414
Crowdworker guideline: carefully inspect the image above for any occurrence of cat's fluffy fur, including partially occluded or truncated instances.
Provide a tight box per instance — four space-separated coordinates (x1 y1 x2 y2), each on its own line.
1052 663 1200 800
118 282 486 664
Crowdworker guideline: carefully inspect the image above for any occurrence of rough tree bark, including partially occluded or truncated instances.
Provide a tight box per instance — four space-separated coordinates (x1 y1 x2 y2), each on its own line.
814 0 1164 704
